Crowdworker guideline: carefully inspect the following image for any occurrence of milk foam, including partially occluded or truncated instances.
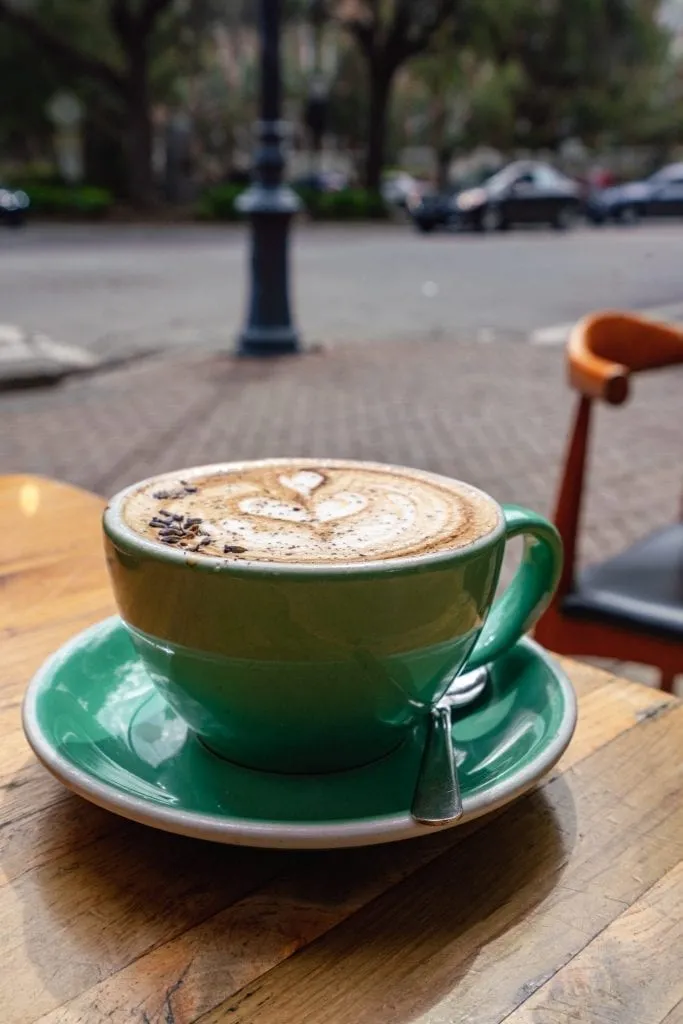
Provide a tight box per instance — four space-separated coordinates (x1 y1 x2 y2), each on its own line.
122 460 500 564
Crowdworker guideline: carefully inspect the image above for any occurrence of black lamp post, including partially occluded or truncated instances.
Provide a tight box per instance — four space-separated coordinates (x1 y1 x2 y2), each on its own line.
305 0 329 169
236 0 301 356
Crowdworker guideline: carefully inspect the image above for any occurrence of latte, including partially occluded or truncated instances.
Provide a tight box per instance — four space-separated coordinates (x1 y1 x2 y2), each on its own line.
121 459 500 564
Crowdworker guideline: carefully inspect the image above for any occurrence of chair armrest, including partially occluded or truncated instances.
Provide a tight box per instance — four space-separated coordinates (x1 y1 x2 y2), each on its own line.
567 319 629 404
567 311 683 405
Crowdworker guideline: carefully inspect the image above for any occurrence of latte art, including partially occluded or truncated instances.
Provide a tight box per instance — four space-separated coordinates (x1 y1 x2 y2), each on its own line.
122 460 500 564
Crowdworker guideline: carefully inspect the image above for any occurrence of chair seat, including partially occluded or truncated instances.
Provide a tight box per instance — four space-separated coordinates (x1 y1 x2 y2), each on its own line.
562 524 683 642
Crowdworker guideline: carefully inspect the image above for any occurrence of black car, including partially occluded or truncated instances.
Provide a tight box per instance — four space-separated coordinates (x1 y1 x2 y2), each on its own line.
0 185 30 227
586 163 683 224
407 189 458 232
409 161 581 233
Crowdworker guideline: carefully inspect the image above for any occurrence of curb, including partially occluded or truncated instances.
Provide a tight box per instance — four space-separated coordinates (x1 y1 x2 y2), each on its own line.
0 324 99 390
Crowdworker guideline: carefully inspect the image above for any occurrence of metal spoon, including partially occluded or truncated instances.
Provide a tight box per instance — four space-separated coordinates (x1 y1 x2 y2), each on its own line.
411 666 489 826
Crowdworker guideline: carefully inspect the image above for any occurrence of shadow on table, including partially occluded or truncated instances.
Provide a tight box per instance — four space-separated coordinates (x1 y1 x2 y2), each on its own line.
225 779 576 1024
2 766 574 1023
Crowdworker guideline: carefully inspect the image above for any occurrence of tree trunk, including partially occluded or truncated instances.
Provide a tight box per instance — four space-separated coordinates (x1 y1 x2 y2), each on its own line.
364 67 392 192
124 102 155 208
123 42 156 209
84 113 128 197
436 147 452 192
432 94 450 192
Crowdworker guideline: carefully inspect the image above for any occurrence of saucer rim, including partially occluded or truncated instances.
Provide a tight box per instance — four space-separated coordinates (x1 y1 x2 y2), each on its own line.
22 617 577 849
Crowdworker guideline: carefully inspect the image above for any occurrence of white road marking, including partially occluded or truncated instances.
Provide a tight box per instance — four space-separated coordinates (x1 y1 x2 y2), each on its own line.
529 302 683 346
530 323 574 346
0 324 98 370
477 327 496 343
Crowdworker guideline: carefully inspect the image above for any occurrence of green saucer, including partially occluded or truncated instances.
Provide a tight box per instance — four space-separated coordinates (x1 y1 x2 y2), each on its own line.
22 618 576 849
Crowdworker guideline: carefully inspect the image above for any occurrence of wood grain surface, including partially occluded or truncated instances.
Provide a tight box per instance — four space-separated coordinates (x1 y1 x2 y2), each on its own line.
0 475 681 1024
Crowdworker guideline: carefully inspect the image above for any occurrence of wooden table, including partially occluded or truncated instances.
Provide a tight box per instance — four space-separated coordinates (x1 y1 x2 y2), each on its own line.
2 475 682 1024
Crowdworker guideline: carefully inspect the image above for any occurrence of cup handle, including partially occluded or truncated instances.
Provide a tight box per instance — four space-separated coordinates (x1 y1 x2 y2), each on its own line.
464 505 563 671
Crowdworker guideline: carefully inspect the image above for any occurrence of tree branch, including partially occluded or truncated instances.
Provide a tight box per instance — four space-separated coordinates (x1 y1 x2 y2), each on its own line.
108 0 134 43
139 0 176 35
377 0 458 71
339 0 455 71
333 0 376 58
0 0 126 94
386 0 412 55
108 0 174 48
347 18 375 57
400 0 456 61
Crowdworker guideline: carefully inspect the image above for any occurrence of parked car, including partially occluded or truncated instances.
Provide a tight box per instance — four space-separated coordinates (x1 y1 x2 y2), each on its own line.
586 163 683 224
0 185 29 227
408 161 581 233
381 171 427 208
406 188 458 231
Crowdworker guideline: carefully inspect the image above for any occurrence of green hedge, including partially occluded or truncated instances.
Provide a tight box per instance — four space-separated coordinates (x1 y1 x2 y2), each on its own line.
25 184 114 218
196 184 389 221
196 183 246 221
305 187 388 220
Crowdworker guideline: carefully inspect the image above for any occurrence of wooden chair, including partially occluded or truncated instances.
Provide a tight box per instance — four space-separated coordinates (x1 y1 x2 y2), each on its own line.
535 311 683 692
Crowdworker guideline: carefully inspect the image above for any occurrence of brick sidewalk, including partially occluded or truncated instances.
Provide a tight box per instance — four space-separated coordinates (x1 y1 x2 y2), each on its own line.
2 336 681 684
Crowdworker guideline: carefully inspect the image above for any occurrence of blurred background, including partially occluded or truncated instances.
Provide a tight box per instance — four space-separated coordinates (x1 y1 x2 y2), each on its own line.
1 0 683 216
1 0 681 688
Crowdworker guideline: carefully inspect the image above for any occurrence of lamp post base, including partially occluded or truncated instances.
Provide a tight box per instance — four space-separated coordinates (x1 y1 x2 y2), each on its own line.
237 325 301 356
235 160 302 358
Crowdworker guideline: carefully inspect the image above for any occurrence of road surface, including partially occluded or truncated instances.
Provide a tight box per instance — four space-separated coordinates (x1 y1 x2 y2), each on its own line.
2 221 683 359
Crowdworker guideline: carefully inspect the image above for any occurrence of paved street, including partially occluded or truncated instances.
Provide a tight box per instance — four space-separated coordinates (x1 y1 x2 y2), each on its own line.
1 222 681 689
4 329 680 554
3 222 683 357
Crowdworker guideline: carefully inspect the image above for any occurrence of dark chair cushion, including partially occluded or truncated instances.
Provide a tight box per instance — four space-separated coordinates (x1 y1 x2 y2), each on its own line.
562 524 683 642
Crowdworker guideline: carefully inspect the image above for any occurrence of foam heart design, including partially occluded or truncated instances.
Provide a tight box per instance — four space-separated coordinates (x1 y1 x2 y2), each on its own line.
240 498 310 523
240 491 367 526
279 471 326 497
311 493 367 522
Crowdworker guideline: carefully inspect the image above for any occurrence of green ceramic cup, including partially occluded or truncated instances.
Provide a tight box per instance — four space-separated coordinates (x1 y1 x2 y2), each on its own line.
103 462 562 774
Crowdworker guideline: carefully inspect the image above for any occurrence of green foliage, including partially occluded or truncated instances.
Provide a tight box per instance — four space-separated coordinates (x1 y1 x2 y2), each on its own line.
196 183 389 221
305 188 389 220
465 60 526 150
463 0 672 149
290 185 319 214
406 0 676 161
195 183 247 220
2 0 680 209
25 183 114 217
0 25 57 153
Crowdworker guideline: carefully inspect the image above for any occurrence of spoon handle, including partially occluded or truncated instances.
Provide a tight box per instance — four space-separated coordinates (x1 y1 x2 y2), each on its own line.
411 705 463 826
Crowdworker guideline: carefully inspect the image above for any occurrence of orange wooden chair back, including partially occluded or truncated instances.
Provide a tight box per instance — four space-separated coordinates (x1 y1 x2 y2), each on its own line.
534 311 683 690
